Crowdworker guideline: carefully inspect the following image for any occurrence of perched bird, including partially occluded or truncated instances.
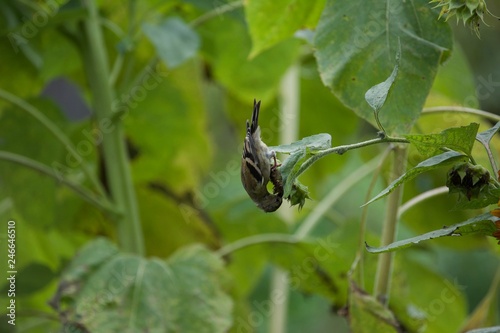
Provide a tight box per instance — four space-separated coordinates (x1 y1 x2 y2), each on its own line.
241 99 283 212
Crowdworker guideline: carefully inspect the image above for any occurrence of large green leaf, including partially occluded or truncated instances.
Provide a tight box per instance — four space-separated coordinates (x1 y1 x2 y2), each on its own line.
314 0 452 135
56 238 233 333
405 123 479 158
364 150 467 206
246 0 325 57
167 245 233 332
366 212 498 253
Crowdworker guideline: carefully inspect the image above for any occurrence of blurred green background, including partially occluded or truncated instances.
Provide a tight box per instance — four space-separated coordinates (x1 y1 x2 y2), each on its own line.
0 0 499 332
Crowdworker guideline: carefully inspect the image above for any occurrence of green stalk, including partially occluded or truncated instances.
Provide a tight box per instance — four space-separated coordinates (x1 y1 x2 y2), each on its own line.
397 186 448 219
373 145 408 305
190 0 243 28
81 0 144 254
422 106 500 122
0 151 117 215
0 88 108 201
295 136 409 181
216 234 300 258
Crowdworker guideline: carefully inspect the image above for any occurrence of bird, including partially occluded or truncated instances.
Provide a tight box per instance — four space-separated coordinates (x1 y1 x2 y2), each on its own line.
241 99 283 212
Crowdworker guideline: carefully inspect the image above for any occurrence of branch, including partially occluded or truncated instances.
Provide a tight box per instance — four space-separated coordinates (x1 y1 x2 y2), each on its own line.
295 136 409 181
216 234 301 258
423 106 500 122
0 88 108 199
190 1 244 28
0 151 118 216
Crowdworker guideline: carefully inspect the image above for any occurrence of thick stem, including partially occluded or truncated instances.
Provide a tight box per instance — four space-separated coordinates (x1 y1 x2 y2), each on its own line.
373 145 408 305
81 0 144 254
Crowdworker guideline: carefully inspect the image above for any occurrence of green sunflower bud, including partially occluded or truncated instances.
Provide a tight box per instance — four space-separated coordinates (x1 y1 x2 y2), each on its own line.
430 0 498 37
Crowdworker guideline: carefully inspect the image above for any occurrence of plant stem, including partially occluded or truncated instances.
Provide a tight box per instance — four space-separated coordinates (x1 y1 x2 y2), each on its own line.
0 88 109 200
81 0 144 254
216 234 300 257
373 145 408 305
190 0 243 28
397 186 448 218
422 106 500 122
0 151 117 215
482 144 499 177
296 136 409 181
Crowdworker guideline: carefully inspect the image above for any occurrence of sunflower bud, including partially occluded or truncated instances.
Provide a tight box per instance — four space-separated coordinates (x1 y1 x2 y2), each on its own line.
430 0 498 37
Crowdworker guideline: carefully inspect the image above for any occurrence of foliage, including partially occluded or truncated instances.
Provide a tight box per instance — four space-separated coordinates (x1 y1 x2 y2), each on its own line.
0 0 499 333
51 238 232 332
